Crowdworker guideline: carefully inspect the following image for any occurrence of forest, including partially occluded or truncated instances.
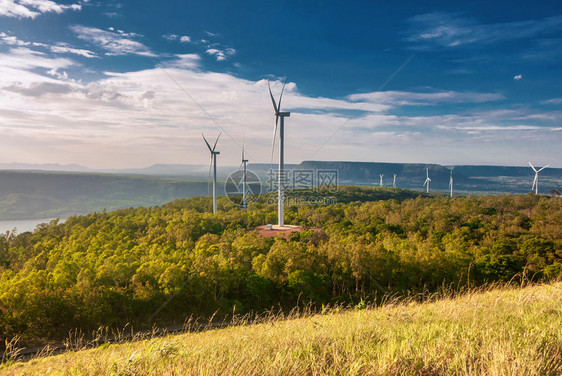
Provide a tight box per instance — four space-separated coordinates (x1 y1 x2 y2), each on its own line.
0 186 560 347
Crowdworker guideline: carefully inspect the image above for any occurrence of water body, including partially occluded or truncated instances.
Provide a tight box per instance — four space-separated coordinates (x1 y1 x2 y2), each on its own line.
0 218 66 234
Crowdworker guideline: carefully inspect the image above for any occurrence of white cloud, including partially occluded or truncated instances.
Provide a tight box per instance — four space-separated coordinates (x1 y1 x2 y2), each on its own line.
46 68 68 80
206 47 236 61
514 74 523 80
163 34 191 43
161 54 201 69
1 32 97 58
0 32 30 46
71 25 155 57
0 47 73 72
50 43 97 58
0 0 80 18
347 90 504 106
541 98 562 105
407 13 562 49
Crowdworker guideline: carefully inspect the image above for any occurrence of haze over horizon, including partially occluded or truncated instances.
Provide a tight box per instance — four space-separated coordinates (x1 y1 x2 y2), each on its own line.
1 0 561 168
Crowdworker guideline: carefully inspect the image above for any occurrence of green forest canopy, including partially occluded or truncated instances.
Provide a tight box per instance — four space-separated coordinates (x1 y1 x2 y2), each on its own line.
0 186 560 346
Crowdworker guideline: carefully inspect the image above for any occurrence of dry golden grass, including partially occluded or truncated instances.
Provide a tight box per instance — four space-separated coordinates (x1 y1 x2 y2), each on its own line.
2 282 561 375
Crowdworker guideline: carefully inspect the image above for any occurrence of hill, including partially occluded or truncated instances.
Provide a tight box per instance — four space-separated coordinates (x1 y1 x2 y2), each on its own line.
0 171 209 220
0 188 559 348
294 161 562 194
1 161 560 220
2 282 560 375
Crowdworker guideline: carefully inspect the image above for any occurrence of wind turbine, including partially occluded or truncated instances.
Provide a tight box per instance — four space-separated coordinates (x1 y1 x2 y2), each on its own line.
202 132 221 214
529 161 549 194
241 139 249 209
393 174 397 188
423 167 431 193
449 169 454 198
379 174 384 187
269 81 290 227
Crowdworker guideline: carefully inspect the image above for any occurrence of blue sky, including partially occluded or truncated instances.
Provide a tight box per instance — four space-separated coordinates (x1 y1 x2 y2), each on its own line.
0 0 560 168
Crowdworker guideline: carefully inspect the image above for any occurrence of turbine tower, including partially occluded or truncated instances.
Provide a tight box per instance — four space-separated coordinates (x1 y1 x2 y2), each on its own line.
269 81 290 227
393 174 397 188
241 140 249 209
379 174 384 187
449 169 454 198
423 167 431 193
529 161 549 194
203 132 221 214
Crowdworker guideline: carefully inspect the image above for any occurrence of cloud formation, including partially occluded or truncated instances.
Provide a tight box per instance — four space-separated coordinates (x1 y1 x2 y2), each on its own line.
71 25 155 57
407 13 562 49
163 34 192 43
1 32 97 58
0 0 80 18
0 48 559 168
347 90 504 106
205 48 236 61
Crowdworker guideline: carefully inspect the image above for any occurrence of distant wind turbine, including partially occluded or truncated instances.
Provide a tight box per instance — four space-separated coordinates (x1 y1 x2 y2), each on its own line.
379 174 384 187
202 132 221 214
423 167 431 193
393 173 397 188
529 161 549 194
449 169 454 198
241 139 249 209
269 81 291 227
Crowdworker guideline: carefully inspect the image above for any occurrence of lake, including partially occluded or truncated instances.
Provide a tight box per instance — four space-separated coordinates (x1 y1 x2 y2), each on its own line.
0 218 66 234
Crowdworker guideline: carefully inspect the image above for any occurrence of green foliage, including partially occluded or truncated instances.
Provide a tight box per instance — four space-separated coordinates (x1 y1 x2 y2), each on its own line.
0 187 560 347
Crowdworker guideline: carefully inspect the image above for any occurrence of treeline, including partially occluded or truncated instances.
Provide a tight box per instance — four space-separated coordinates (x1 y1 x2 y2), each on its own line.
0 187 560 346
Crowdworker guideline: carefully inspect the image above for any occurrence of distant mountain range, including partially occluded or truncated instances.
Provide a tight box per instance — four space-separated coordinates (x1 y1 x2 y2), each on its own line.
0 161 559 220
294 161 561 194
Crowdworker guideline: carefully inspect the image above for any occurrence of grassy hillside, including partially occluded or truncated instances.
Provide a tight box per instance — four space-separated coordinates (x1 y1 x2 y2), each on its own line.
2 282 561 375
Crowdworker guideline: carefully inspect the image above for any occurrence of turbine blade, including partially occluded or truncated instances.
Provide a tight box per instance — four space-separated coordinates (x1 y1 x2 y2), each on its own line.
207 155 213 195
268 81 279 115
202 133 212 152
271 116 278 164
528 161 537 172
212 132 222 152
537 165 549 172
277 79 287 111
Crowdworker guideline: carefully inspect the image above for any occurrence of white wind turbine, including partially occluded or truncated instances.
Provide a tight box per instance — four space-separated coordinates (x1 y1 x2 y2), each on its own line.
269 81 291 227
529 161 549 194
449 169 454 198
393 173 397 187
202 132 221 214
241 139 249 209
379 174 384 187
423 167 431 193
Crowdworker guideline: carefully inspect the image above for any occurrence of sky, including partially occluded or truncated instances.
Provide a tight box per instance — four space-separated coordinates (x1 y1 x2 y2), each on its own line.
0 0 561 169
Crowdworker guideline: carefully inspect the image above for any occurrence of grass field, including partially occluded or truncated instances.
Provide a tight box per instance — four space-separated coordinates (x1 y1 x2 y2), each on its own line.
1 282 561 375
